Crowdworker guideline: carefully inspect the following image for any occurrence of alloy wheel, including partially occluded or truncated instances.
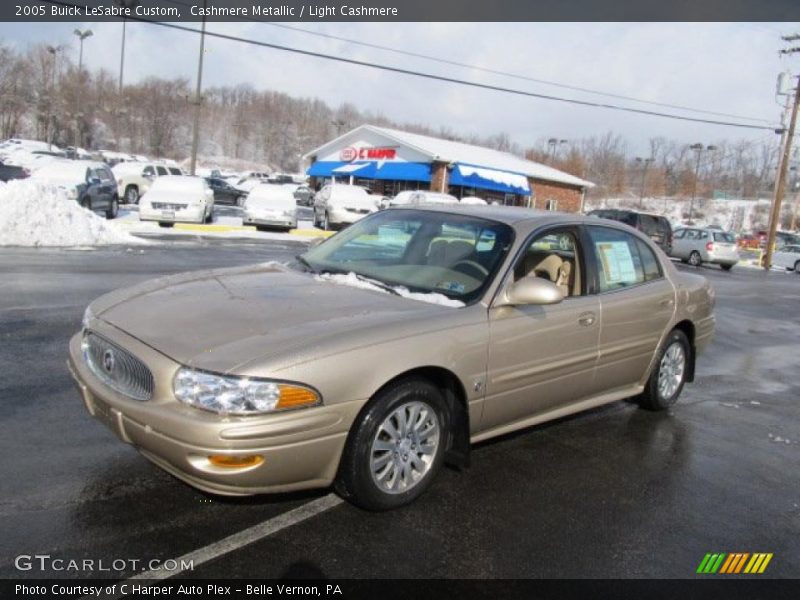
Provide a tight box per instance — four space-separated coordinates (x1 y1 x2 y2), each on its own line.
369 401 440 494
658 342 685 400
689 251 701 267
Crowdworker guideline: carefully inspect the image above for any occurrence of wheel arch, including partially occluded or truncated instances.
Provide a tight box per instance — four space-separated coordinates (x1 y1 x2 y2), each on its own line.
353 366 471 470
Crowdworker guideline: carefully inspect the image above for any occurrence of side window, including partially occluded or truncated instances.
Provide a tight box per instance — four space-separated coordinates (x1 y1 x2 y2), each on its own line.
169 167 181 175
156 166 168 176
639 214 657 234
143 166 155 177
514 229 582 296
673 229 685 239
636 239 662 281
698 230 709 240
684 229 698 240
587 226 646 292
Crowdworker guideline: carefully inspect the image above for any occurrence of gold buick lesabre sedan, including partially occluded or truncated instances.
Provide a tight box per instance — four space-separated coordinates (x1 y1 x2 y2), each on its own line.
69 206 715 510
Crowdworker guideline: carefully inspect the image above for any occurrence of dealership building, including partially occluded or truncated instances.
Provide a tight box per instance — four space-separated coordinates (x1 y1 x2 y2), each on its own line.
304 125 594 211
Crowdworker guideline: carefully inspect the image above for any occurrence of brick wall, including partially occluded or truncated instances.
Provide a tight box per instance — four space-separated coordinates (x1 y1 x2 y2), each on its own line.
529 178 584 213
430 161 448 193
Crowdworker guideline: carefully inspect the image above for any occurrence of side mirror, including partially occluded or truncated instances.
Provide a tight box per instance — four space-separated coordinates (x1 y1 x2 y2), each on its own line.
495 276 564 307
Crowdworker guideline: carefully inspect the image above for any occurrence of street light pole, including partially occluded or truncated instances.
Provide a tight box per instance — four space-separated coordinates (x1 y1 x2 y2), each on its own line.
635 157 654 208
73 29 93 71
189 0 208 176
45 45 61 151
115 1 139 93
688 143 716 225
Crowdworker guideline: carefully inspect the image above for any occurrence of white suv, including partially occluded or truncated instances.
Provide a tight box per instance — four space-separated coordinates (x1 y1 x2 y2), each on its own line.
313 184 378 230
112 162 180 204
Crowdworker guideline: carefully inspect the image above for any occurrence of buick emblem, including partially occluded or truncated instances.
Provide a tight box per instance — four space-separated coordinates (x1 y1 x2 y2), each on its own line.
102 349 115 374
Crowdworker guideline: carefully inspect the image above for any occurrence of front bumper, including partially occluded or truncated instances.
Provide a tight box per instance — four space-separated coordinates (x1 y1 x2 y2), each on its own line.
68 329 356 495
243 212 296 229
328 207 373 226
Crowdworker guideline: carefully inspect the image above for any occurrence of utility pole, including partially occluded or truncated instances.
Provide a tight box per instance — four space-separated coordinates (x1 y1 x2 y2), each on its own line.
45 45 61 151
635 156 654 208
765 36 800 269
189 0 207 176
547 138 567 163
115 1 139 93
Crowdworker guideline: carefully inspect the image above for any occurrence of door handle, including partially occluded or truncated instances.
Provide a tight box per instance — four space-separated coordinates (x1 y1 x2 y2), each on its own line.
578 312 596 326
659 298 675 308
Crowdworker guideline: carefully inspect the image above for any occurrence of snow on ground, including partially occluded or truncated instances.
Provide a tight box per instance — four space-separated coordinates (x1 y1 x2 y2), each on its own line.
0 181 146 247
315 271 465 307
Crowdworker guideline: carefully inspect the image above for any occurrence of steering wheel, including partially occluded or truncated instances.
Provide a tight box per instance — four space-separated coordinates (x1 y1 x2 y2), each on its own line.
452 260 489 278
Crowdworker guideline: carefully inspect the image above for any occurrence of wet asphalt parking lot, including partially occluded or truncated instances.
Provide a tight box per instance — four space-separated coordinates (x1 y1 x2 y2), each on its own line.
0 239 798 580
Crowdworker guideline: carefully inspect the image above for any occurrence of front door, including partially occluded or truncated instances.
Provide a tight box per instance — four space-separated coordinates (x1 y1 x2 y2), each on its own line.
482 227 601 432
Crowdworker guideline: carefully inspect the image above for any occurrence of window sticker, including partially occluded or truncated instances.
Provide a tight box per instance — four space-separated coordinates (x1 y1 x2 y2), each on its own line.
596 241 637 284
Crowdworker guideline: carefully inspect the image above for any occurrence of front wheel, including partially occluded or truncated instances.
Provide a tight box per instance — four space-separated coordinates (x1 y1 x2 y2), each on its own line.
236 195 246 207
638 330 690 411
335 378 448 511
322 212 331 231
720 263 733 271
688 251 702 267
124 185 139 205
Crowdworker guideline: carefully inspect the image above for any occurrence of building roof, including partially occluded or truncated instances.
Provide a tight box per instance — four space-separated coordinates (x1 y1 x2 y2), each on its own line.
305 124 594 189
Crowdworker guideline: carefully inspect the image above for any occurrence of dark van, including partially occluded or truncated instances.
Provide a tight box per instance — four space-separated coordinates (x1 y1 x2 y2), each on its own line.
588 209 673 254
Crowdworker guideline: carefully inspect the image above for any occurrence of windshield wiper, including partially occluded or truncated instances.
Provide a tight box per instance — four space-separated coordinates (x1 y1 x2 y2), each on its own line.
351 273 403 297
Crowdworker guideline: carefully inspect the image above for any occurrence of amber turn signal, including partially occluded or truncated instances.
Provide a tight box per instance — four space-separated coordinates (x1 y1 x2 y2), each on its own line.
208 454 264 469
277 384 320 409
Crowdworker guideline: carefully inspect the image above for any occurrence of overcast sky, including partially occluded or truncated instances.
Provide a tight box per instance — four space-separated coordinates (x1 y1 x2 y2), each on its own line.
1 21 798 154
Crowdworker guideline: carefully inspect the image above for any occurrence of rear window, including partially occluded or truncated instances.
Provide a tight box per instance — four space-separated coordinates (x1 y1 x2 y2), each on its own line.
713 232 735 243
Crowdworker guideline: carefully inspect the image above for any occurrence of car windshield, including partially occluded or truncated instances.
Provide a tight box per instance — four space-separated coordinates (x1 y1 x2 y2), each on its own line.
300 209 515 305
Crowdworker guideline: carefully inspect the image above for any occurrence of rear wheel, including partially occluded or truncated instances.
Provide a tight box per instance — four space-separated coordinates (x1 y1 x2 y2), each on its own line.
322 212 331 231
794 260 800 273
335 377 448 511
158 222 174 228
105 196 119 219
688 251 702 267
205 209 214 224
236 195 246 207
720 263 733 271
638 330 690 411
124 185 139 205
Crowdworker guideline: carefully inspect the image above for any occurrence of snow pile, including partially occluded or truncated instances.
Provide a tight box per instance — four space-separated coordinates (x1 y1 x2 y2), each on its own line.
0 180 145 247
315 271 465 307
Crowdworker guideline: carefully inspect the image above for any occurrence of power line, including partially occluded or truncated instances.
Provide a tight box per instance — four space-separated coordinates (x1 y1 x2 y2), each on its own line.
160 0 775 125
40 0 780 132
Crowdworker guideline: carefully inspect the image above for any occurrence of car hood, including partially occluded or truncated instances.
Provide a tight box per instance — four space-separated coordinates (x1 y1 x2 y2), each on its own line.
92 264 450 372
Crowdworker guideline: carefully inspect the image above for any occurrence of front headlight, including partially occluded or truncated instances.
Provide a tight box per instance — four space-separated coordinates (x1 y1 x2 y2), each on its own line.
173 368 320 415
81 305 94 330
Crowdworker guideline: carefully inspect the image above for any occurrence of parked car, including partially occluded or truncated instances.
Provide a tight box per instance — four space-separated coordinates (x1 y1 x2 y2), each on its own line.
460 196 488 205
138 176 214 227
112 162 173 204
242 184 298 231
670 227 739 270
293 185 314 206
736 233 761 250
206 177 247 206
587 209 673 254
0 160 29 182
771 244 800 272
313 184 379 230
387 190 460 208
69 206 714 510
31 160 119 219
753 230 799 249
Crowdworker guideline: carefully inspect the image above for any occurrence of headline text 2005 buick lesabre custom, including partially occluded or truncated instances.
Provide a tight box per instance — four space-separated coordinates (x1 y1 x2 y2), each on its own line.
69 206 715 510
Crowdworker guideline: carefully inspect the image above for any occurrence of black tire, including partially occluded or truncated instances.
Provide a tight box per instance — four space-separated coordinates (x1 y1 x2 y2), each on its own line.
124 185 139 205
638 329 691 411
205 210 214 224
158 222 174 228
256 225 268 232
322 212 331 231
80 198 92 211
688 251 702 267
794 260 800 273
335 377 449 511
720 263 733 271
105 196 119 220
236 195 246 208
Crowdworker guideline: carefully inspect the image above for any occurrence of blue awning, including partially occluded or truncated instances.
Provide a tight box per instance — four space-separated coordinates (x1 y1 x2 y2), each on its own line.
307 161 431 182
449 163 531 196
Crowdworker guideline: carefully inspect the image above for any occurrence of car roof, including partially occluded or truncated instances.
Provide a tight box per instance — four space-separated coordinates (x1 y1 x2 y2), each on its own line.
391 204 604 227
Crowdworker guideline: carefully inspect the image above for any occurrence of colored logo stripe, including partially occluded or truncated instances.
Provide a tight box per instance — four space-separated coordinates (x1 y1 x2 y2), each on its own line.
697 552 773 574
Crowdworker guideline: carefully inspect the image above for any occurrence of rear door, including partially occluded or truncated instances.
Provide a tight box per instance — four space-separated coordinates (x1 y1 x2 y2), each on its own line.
585 225 675 392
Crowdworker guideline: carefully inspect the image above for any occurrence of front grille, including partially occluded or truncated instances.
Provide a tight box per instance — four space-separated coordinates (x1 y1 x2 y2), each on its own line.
345 207 370 214
82 332 154 401
151 202 187 210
